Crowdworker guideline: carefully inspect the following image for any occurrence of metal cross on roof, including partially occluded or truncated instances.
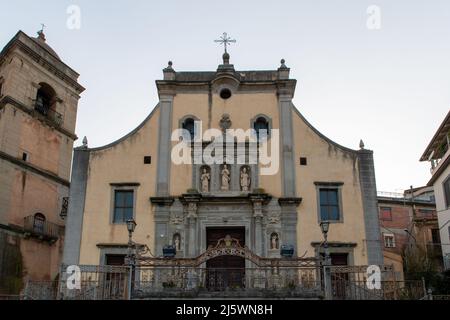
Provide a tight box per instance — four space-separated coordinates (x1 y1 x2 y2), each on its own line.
214 32 236 54
40 23 46 33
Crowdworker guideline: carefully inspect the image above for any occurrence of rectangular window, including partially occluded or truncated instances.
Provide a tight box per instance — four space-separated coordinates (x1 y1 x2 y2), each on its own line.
380 207 392 220
444 177 450 208
106 254 125 266
113 190 134 223
431 228 441 245
319 188 340 221
384 234 395 248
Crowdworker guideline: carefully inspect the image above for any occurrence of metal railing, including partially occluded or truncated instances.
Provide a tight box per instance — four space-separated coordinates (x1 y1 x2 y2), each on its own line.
34 102 63 127
23 264 433 300
23 215 60 240
326 265 426 300
133 266 322 299
58 265 132 300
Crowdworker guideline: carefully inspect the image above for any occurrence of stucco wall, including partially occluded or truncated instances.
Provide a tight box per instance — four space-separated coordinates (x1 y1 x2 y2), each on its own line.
78 108 160 265
292 109 368 265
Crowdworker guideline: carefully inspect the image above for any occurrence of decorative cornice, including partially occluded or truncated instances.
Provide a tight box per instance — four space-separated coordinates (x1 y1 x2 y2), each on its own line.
96 243 145 249
0 95 77 140
314 181 344 186
179 192 202 204
311 241 357 248
278 197 302 207
150 196 175 206
248 193 272 205
0 150 70 187
110 182 141 187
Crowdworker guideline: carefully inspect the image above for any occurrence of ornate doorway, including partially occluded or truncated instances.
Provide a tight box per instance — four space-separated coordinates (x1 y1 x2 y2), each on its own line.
206 227 245 290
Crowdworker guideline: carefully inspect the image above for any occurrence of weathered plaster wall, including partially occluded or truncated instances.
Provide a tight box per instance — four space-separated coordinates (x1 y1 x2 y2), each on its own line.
292 109 368 265
78 108 160 265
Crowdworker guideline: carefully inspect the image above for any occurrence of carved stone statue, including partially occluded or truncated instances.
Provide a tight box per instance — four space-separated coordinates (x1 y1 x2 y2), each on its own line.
240 167 251 191
200 168 210 192
271 233 279 250
173 233 181 252
221 164 231 191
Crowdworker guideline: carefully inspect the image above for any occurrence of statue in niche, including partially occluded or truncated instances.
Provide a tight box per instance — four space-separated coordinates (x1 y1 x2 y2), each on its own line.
221 164 231 191
270 233 279 250
240 167 251 191
200 167 210 192
173 233 181 252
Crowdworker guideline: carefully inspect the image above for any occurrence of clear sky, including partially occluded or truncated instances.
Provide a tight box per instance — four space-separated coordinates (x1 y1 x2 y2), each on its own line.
1 0 449 192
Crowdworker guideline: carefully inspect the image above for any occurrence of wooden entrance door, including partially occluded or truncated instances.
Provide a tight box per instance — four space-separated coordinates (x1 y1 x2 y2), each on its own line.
206 227 245 290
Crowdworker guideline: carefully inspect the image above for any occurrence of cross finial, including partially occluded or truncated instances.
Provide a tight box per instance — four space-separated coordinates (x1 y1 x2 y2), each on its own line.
37 23 46 41
214 32 236 54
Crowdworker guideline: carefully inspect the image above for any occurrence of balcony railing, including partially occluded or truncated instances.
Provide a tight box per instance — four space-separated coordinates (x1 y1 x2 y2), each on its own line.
34 102 63 127
23 215 60 241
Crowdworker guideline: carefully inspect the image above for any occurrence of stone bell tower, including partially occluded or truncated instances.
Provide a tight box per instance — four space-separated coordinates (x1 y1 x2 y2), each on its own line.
0 29 84 288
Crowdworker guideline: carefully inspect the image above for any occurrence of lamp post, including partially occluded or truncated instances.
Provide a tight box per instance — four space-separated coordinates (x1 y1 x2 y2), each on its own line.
320 220 331 265
320 220 332 300
125 219 136 300
126 219 137 263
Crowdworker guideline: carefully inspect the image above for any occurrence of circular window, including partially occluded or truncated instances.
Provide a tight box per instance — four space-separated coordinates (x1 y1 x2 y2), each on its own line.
220 88 232 100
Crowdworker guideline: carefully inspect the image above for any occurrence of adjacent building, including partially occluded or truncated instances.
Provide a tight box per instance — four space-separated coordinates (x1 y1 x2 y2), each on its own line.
420 110 450 270
0 30 84 293
378 187 441 280
63 50 384 284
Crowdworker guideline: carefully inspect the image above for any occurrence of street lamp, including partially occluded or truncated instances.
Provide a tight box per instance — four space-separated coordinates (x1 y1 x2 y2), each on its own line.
125 219 137 300
320 220 332 300
125 219 136 265
320 220 331 265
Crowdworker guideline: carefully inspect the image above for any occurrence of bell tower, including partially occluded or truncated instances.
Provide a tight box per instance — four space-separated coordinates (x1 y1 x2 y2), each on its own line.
0 29 84 286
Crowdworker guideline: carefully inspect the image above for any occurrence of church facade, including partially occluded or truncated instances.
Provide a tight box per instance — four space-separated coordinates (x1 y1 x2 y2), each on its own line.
63 51 383 272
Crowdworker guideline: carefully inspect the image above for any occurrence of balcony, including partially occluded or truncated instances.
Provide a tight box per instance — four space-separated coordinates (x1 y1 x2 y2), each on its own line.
23 215 60 242
34 102 63 127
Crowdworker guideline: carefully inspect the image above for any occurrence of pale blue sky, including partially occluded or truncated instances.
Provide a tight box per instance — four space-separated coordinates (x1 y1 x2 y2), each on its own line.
1 0 449 192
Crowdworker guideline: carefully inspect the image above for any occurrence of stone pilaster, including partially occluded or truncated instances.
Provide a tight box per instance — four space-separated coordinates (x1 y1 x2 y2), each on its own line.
62 147 90 266
357 148 384 266
180 192 201 257
278 197 302 257
278 91 297 197
187 202 198 257
150 197 174 257
250 193 271 256
156 94 174 196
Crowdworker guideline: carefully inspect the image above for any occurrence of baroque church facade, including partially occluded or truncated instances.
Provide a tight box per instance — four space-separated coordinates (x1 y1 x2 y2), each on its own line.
63 50 383 271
